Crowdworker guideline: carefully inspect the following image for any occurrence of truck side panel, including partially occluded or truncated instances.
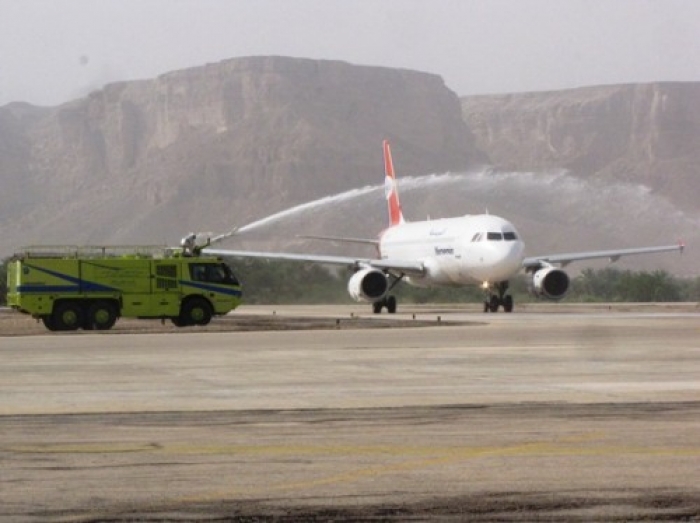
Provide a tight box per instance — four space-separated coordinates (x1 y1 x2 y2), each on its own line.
80 259 151 294
12 259 84 316
78 259 184 317
7 260 20 309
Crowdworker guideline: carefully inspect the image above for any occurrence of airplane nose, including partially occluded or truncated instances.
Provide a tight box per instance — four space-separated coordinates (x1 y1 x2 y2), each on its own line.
491 241 525 278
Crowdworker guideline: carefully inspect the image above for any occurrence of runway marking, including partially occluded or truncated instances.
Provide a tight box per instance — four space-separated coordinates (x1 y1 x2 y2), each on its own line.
152 434 699 503
5 442 161 453
7 434 700 505
8 432 700 462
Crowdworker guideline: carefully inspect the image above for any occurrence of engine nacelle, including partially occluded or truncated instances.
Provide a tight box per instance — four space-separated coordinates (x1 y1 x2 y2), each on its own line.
347 268 389 302
530 267 570 300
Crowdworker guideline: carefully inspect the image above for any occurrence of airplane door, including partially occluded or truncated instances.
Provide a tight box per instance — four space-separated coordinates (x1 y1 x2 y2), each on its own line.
454 242 465 281
457 236 476 282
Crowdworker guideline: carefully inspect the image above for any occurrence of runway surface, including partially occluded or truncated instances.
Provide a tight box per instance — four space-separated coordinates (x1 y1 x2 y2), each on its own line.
1 304 699 521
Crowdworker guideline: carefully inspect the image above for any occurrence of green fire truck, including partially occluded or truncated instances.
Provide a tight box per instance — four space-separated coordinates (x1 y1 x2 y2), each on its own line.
6 245 242 331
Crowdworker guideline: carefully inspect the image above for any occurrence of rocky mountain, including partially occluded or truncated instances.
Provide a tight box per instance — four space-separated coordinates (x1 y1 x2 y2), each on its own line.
0 57 481 255
0 57 698 275
461 83 700 213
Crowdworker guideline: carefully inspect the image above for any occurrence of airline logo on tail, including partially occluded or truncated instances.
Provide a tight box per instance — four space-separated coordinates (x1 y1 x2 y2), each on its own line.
383 140 405 227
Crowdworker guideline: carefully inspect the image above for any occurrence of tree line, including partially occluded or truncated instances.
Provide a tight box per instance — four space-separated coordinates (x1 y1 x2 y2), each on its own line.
2 257 699 306
231 260 700 304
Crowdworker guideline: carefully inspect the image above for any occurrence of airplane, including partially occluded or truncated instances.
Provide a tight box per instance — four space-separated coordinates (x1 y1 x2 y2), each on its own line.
204 140 684 313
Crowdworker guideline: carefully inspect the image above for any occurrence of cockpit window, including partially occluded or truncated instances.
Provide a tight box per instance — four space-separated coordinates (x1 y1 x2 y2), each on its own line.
471 233 483 242
487 232 503 241
503 232 518 241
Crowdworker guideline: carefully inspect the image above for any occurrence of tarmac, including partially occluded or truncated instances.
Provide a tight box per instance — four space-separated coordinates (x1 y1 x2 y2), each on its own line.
1 303 699 521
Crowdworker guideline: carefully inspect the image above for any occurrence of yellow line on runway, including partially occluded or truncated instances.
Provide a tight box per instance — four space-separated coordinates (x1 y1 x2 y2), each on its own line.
8 435 700 506
7 433 700 462
173 438 700 504
5 442 161 453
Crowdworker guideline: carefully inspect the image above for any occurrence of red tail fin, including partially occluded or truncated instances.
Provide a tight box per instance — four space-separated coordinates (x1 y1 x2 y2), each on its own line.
383 140 405 226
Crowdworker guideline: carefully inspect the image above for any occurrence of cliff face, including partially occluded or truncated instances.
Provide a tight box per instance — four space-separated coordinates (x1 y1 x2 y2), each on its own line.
0 57 480 254
461 83 700 212
1 60 697 274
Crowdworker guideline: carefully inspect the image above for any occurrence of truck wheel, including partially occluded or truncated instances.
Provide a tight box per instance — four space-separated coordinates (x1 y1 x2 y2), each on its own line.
53 302 83 331
181 298 212 326
88 301 117 330
41 315 60 332
171 317 187 327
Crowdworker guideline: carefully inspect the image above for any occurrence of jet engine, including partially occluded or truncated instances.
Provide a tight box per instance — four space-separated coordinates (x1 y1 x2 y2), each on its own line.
347 268 389 302
530 267 570 300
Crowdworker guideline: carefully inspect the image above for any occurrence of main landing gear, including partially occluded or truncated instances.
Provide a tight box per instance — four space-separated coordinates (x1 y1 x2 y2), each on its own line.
373 295 397 314
484 281 514 313
372 274 404 314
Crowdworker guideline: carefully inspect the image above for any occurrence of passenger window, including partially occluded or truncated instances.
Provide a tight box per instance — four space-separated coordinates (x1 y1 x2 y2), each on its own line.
487 232 503 241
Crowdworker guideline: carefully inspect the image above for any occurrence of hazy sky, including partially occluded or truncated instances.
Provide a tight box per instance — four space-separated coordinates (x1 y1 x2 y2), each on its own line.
2 0 699 106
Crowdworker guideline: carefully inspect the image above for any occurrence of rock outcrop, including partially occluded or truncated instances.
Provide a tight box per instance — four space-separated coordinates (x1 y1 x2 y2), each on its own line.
0 57 480 255
461 83 700 212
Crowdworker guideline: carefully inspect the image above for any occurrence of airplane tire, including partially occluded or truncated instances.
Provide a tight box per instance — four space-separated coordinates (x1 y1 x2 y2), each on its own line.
489 295 500 313
386 295 397 314
503 295 514 313
372 301 383 314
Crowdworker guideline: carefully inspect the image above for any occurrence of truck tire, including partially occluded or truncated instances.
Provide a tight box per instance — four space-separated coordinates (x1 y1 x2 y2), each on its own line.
53 301 83 331
171 317 187 327
42 315 60 332
180 298 213 326
88 301 118 330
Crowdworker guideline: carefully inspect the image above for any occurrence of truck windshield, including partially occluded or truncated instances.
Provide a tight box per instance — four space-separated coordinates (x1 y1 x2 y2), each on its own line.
221 263 240 285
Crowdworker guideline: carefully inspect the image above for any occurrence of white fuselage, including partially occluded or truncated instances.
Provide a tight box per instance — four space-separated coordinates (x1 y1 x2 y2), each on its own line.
379 214 525 287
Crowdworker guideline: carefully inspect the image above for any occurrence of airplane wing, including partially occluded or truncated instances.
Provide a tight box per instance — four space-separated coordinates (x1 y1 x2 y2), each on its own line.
522 243 685 270
297 234 380 246
204 248 426 277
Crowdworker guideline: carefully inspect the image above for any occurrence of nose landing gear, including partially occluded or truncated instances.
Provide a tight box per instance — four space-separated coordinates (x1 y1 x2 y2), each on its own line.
483 281 514 313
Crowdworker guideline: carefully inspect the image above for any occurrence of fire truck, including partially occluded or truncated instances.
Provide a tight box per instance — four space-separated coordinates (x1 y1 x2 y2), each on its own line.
6 244 242 331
